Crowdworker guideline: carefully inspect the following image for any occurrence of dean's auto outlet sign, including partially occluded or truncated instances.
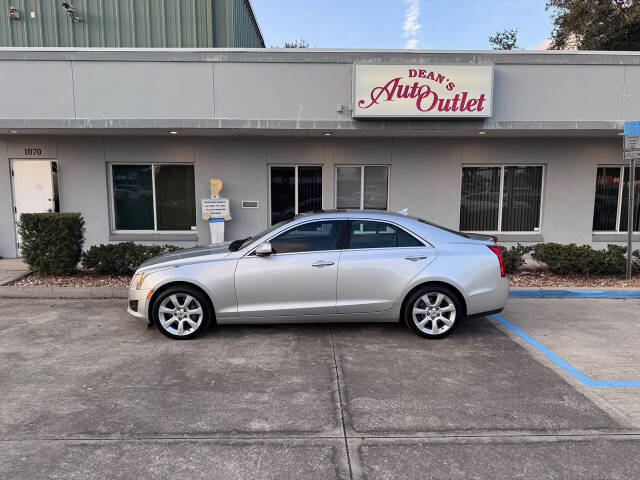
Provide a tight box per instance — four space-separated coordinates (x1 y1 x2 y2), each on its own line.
353 64 493 118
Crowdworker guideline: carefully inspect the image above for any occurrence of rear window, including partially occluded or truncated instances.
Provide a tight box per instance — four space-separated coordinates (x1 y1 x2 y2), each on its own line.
417 218 473 239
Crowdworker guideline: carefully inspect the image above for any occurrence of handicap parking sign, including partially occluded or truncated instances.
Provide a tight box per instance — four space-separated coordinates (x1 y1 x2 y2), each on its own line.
625 121 640 135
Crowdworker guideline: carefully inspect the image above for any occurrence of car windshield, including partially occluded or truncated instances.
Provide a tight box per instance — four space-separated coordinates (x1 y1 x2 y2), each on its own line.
228 219 294 251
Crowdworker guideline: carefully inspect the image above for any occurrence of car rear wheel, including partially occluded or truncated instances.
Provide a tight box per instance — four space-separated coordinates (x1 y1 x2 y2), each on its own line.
404 285 462 339
152 286 212 340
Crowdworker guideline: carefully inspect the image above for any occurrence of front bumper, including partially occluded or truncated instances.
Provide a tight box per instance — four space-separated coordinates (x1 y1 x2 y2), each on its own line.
127 286 153 323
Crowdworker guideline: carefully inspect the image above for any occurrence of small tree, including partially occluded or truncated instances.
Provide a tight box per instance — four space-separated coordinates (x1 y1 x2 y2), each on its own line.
489 29 519 50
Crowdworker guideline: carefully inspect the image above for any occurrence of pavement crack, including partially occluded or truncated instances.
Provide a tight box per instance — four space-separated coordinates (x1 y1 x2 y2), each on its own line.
329 327 353 480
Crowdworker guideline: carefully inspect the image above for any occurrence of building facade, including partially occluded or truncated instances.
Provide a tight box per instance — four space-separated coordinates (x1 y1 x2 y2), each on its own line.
0 0 264 48
0 48 639 258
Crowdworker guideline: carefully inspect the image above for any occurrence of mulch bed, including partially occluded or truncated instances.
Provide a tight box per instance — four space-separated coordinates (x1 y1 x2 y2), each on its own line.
10 271 129 288
508 271 640 288
8 270 640 289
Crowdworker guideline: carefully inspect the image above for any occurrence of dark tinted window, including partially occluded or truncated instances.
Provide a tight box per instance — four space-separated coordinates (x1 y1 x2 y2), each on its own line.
270 221 342 254
346 221 424 249
397 228 423 247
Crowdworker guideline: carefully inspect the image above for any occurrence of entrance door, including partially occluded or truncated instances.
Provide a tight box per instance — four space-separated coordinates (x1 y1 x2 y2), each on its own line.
11 160 56 253
269 165 322 225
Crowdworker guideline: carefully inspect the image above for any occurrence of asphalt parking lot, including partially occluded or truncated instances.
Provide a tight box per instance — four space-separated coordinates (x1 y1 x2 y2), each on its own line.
1 298 639 479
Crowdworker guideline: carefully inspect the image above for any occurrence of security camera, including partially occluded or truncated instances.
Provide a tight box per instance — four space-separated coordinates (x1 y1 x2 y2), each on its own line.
62 2 79 23
9 6 20 20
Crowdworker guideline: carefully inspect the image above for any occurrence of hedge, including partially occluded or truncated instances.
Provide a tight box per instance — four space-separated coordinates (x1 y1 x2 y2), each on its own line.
81 242 182 276
499 242 639 276
18 213 85 275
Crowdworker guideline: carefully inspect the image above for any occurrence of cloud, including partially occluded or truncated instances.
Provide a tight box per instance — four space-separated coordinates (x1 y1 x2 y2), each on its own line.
402 0 421 49
405 38 419 49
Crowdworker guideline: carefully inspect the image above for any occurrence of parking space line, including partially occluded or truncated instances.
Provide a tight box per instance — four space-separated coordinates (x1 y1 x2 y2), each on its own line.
491 314 640 387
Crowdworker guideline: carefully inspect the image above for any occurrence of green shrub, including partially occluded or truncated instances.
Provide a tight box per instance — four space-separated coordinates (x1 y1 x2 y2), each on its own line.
81 242 182 276
531 242 630 275
18 213 85 275
499 244 532 274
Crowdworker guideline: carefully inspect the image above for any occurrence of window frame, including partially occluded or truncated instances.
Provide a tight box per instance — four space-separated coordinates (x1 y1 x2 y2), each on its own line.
268 164 323 226
460 164 546 234
108 162 197 235
248 219 346 256
343 219 428 251
592 164 640 233
334 165 391 211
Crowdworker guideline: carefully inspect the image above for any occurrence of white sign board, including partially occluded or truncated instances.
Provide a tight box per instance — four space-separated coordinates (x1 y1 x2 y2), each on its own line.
624 150 640 160
201 197 230 218
624 135 640 150
353 64 493 118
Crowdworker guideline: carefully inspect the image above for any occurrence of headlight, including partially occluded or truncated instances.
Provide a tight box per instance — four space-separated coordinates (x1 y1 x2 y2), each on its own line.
135 272 146 290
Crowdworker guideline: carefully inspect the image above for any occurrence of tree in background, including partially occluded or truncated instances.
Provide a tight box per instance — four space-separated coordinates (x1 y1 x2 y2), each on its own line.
547 0 640 50
489 29 519 49
282 38 310 48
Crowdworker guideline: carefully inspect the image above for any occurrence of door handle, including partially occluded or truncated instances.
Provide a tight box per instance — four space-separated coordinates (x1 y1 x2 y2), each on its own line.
312 260 335 268
404 255 428 261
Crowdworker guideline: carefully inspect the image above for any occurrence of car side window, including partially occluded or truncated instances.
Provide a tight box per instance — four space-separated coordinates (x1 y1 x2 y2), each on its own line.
346 221 424 249
269 221 342 254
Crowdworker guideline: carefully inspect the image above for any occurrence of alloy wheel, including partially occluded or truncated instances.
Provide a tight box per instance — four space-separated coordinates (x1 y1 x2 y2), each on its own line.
158 293 204 337
412 292 456 335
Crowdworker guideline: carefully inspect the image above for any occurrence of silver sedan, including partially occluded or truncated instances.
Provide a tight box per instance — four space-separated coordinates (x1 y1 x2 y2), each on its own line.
127 211 509 340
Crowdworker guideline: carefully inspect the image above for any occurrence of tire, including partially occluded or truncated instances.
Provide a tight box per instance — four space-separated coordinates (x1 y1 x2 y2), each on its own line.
404 285 463 339
152 285 212 340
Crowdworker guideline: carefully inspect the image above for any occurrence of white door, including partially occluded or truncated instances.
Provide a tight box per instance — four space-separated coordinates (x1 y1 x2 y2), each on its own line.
11 160 55 253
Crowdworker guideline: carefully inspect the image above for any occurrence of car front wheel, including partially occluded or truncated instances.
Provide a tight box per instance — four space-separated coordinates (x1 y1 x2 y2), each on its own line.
404 285 462 339
152 286 212 340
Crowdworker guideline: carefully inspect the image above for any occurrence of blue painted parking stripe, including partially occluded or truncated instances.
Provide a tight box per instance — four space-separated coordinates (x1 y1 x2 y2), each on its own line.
510 289 640 299
491 314 640 387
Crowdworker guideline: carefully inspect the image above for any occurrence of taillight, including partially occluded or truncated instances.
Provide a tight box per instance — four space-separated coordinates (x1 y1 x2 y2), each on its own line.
487 245 505 277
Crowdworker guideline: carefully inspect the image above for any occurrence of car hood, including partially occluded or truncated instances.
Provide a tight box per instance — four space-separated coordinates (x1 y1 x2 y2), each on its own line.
138 244 231 269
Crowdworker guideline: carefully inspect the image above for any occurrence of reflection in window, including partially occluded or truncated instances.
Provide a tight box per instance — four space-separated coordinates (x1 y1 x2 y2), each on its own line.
594 166 640 232
460 166 543 232
270 221 342 254
346 221 423 249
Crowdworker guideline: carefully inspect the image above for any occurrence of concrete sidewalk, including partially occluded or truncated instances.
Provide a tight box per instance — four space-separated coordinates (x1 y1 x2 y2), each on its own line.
0 258 30 285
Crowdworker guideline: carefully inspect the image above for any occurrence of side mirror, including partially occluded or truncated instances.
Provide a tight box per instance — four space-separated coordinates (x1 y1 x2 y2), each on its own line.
255 242 273 256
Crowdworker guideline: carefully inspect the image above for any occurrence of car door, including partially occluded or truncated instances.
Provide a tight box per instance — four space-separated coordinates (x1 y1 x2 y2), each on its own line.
235 220 344 317
337 220 435 314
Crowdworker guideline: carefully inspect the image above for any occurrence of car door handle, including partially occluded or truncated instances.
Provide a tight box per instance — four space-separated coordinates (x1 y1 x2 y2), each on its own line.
312 261 335 268
404 255 428 261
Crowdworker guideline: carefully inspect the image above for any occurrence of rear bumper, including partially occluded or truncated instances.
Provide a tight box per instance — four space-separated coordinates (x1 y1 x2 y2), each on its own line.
127 286 153 323
466 277 510 316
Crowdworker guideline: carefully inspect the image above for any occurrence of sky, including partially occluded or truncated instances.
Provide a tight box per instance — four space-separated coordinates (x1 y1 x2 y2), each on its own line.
251 0 555 50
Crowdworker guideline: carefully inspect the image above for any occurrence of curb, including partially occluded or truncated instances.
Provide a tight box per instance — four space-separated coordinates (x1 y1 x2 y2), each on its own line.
0 286 128 299
510 288 640 299
0 270 31 286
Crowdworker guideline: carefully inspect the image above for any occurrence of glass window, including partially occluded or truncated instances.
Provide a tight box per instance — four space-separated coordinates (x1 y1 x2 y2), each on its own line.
112 163 195 232
346 221 424 249
620 166 640 232
336 166 361 209
269 221 342 254
460 165 543 232
270 165 322 225
154 165 196 231
594 166 640 232
336 166 389 210
113 165 154 230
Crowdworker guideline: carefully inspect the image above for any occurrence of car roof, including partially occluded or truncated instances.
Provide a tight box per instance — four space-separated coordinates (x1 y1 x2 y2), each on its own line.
295 209 414 220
